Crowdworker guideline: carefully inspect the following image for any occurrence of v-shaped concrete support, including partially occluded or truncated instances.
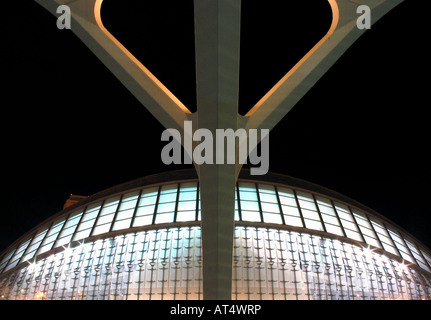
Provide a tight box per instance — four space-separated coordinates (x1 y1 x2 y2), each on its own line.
35 0 403 300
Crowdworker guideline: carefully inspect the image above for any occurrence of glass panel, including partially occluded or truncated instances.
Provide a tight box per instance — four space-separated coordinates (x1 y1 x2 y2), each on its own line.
157 202 176 213
301 208 320 221
112 219 131 231
138 195 158 207
262 212 282 224
92 224 111 236
240 200 259 212
155 212 174 224
304 219 324 231
135 205 155 217
241 210 261 222
344 229 362 242
176 210 196 222
278 195 297 207
281 205 301 217
177 200 196 211
260 202 279 213
325 224 344 236
158 193 177 203
259 192 277 203
239 190 258 201
116 208 135 221
284 215 303 227
321 213 339 226
178 190 196 201
133 215 153 227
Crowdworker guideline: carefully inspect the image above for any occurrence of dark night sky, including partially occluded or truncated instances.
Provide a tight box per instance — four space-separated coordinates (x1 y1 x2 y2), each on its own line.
0 0 429 255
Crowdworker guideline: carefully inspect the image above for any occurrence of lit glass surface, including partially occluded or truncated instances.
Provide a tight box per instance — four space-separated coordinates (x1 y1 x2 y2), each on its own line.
0 227 430 300
1 179 430 300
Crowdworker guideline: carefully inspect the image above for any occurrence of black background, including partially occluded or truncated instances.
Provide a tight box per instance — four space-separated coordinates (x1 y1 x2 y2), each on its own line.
1 0 429 263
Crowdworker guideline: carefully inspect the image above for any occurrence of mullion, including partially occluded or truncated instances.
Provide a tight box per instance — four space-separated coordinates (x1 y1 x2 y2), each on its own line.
236 183 242 221
195 182 200 221
348 206 366 244
152 186 162 225
129 189 144 228
109 194 124 232
364 213 384 249
274 185 286 225
292 189 306 228
173 184 181 223
89 200 106 238
254 184 264 223
312 194 326 233
330 200 347 238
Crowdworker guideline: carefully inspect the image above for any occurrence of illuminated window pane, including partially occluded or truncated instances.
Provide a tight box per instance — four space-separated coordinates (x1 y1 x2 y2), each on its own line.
112 219 131 231
159 193 177 203
157 202 176 213
301 208 320 221
334 203 353 221
179 191 196 201
133 215 153 227
363 235 380 248
92 224 111 236
261 202 279 213
239 190 258 201
155 212 174 224
77 220 94 232
73 229 91 242
116 208 135 221
344 229 362 242
178 200 196 211
118 198 138 211
135 205 155 217
304 219 324 231
139 195 158 206
284 215 303 227
262 212 282 224
176 210 195 222
82 205 101 222
259 193 277 203
240 200 259 212
241 210 261 222
281 205 300 217
321 213 339 226
325 224 344 236
97 213 115 226
341 220 358 233
278 195 297 207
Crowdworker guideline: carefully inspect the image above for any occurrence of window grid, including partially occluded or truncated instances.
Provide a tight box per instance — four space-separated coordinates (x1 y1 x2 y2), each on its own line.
54 210 83 248
36 219 66 256
129 189 144 229
3 227 429 300
1 181 431 279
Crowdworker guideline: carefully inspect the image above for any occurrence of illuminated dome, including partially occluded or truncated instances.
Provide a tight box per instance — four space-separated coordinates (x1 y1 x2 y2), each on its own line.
1 169 430 300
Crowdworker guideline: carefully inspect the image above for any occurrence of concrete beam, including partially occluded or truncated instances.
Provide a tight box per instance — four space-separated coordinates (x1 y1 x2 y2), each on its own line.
194 0 241 300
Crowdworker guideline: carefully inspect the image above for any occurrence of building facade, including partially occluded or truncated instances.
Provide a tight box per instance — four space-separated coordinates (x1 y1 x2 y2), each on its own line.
0 169 430 300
